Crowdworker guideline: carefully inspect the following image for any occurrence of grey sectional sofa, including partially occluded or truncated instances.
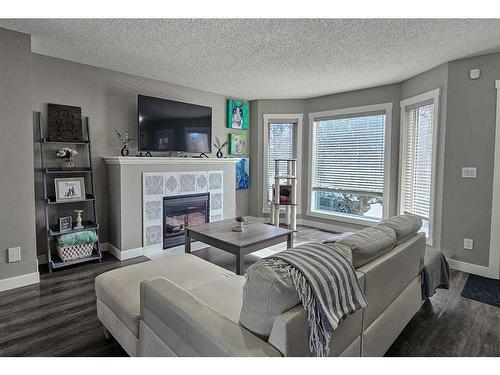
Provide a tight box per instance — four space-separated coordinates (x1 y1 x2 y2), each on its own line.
95 215 425 356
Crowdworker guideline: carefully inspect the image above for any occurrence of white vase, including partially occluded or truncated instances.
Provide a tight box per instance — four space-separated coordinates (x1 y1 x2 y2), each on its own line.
62 158 75 170
74 210 84 229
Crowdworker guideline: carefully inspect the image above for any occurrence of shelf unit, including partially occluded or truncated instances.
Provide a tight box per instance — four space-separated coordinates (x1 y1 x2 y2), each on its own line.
35 111 102 272
270 158 298 231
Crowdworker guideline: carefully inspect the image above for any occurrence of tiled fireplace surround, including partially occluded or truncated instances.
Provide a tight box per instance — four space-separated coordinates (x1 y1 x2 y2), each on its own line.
103 157 237 260
142 170 224 255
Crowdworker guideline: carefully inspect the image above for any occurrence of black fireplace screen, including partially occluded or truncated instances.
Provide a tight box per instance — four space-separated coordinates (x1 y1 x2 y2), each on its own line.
163 193 210 249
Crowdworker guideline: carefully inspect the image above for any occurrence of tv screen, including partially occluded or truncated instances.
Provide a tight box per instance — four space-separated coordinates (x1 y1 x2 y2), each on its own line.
138 95 212 153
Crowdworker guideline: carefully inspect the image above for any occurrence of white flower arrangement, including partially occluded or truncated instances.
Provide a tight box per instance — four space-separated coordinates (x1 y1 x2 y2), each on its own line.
56 147 78 159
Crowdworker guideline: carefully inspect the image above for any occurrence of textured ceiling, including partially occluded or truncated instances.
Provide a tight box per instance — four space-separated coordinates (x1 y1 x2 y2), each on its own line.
2 19 500 99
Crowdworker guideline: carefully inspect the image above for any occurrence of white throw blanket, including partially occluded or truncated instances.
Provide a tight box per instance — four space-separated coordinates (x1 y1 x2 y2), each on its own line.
251 242 367 357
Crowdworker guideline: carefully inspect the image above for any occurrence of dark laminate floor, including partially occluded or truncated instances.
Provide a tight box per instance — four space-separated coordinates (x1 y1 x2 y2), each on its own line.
386 269 500 356
0 253 145 357
0 226 498 356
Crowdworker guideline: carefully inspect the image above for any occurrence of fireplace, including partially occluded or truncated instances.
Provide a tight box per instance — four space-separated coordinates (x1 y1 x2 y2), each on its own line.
163 193 210 249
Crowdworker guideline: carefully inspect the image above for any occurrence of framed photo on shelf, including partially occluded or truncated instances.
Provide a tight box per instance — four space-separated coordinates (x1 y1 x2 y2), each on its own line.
58 216 73 232
54 177 86 202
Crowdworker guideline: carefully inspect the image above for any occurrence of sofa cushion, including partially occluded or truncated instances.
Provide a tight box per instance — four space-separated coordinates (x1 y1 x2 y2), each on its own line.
378 214 422 245
239 242 358 339
239 262 300 339
337 225 397 268
189 275 246 324
95 253 234 337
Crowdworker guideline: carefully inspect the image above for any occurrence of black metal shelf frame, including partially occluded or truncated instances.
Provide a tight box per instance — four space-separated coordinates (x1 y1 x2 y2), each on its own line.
36 111 101 272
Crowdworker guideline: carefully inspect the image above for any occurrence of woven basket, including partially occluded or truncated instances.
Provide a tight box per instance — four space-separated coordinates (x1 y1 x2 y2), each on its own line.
57 242 94 262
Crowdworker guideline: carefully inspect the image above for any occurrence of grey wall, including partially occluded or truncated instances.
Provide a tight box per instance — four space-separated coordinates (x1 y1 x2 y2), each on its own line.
32 54 249 258
0 28 38 279
441 53 500 267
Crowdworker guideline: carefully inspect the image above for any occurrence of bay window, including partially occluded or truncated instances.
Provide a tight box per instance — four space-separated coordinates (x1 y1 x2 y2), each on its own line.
308 103 393 224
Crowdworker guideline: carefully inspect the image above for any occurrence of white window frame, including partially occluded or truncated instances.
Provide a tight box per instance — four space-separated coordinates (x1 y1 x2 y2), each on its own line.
399 88 440 246
487 80 500 279
307 102 393 226
262 114 303 214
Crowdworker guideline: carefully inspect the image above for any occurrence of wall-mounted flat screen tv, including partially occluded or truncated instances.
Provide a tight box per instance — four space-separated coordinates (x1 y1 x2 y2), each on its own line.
138 95 212 153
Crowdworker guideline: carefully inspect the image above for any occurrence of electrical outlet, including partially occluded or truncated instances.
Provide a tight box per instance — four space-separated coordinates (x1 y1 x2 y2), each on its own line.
464 239 474 250
462 167 477 178
8 247 21 262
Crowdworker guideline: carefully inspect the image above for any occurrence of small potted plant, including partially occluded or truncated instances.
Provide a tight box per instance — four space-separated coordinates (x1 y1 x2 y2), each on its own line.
233 216 245 232
213 136 228 158
56 147 78 170
115 129 134 156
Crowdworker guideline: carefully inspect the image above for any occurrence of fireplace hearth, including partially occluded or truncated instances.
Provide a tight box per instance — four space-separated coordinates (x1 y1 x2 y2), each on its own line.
163 193 210 249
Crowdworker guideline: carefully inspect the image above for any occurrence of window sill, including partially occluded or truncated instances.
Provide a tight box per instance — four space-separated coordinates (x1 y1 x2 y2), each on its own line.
306 209 380 226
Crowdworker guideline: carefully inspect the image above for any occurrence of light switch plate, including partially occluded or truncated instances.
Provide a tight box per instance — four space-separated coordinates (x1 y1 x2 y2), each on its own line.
462 167 477 178
8 247 21 262
464 239 474 250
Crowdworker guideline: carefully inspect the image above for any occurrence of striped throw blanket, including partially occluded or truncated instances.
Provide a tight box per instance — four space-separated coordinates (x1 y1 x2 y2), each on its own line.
254 242 367 357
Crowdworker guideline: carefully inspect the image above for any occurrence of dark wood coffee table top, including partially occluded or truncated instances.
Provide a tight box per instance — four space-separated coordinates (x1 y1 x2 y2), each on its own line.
187 217 292 247
185 217 294 274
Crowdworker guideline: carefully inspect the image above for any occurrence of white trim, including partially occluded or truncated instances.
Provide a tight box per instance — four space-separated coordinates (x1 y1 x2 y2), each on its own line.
262 114 303 214
487 80 500 279
0 271 40 293
107 243 144 260
400 88 441 108
103 156 238 165
105 243 121 260
398 88 441 247
107 241 211 260
447 258 491 279
306 102 393 223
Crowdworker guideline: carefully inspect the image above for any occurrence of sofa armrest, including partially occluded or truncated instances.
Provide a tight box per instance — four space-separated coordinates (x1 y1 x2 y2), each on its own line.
140 277 281 357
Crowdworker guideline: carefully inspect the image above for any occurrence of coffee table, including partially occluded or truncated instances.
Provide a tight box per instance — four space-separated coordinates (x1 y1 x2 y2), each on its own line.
184 217 294 275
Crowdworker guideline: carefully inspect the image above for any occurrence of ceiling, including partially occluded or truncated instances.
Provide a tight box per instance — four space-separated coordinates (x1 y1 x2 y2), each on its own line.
2 19 500 99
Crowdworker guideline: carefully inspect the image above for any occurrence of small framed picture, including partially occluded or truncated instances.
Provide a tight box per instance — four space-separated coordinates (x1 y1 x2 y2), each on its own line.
227 99 249 130
59 216 73 232
228 133 248 155
54 177 86 202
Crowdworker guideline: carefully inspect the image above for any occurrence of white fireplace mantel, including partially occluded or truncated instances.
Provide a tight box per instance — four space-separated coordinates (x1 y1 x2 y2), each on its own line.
103 156 239 166
103 155 237 261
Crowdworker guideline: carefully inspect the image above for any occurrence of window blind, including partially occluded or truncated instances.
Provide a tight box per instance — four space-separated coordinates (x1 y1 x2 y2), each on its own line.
401 103 434 219
266 123 296 201
311 114 386 195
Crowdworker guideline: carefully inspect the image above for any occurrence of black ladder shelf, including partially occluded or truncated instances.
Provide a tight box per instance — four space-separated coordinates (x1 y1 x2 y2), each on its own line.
35 111 102 272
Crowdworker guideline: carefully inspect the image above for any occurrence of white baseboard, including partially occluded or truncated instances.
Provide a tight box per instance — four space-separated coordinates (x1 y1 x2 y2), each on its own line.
447 258 492 278
0 271 40 293
106 243 143 260
108 241 211 260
